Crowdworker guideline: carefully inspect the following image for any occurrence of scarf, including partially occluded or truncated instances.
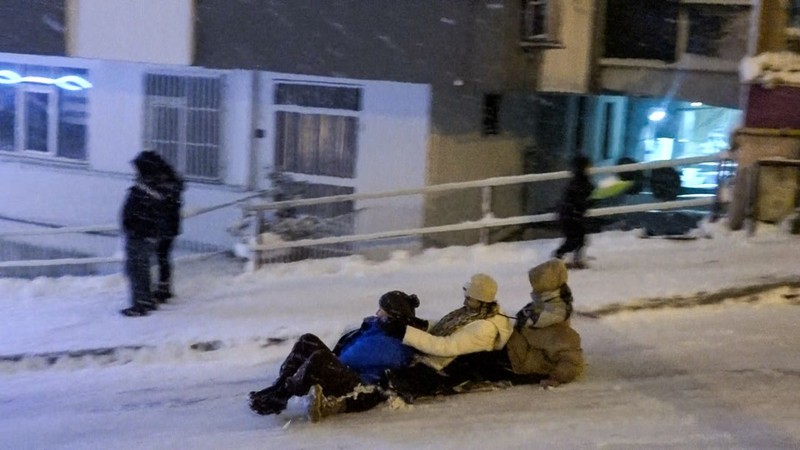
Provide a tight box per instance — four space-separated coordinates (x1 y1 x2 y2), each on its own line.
428 302 500 337
136 179 164 201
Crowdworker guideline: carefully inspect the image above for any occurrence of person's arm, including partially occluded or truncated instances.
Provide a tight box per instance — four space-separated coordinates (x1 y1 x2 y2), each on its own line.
402 320 498 357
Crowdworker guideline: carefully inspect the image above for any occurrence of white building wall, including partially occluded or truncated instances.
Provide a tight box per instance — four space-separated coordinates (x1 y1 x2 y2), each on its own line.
256 73 430 236
356 81 430 234
65 0 194 65
0 54 431 254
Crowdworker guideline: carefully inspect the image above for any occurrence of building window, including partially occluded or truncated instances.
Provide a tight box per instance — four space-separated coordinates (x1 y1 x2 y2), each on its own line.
482 93 502 136
604 0 678 61
790 0 800 29
144 73 222 180
0 64 88 160
520 0 561 47
686 5 749 58
273 83 361 179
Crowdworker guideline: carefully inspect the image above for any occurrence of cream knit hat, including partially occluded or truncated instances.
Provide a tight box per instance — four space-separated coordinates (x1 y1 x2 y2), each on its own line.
462 273 498 303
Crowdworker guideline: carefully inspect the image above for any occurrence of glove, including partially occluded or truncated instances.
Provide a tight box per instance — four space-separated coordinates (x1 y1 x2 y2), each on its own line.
381 318 407 340
515 309 528 331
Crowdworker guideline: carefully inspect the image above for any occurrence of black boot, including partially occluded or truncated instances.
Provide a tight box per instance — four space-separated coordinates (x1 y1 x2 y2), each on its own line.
154 282 173 303
249 387 290 415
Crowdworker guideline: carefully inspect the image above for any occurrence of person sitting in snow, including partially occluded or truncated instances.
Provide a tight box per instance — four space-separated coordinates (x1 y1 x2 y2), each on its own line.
519 258 574 329
505 258 584 387
338 273 513 404
425 259 583 389
553 154 595 269
248 290 427 422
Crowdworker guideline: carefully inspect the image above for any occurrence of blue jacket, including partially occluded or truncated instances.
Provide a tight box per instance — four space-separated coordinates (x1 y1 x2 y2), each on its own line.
335 317 416 384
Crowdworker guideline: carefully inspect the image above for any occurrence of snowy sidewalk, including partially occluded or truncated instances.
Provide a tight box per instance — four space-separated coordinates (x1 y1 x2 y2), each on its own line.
1 226 799 371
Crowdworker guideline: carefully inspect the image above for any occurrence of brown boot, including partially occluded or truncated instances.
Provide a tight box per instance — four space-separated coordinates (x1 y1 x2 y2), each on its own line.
305 385 345 423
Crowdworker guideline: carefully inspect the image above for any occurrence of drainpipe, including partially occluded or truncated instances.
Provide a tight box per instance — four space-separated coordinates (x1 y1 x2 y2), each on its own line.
247 70 261 191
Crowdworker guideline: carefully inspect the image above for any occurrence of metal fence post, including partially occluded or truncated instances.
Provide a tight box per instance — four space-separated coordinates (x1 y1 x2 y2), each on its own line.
480 186 492 245
247 209 265 272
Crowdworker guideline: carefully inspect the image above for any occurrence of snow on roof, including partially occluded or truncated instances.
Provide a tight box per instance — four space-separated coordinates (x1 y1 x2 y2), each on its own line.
740 51 800 86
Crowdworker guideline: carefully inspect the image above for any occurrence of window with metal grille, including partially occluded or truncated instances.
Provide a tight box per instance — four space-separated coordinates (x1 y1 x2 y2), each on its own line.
0 63 88 160
273 83 361 179
144 74 222 180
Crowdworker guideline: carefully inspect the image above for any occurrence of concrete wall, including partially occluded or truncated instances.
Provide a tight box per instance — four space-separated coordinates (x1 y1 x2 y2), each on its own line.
65 0 194 65
538 0 596 93
728 130 800 229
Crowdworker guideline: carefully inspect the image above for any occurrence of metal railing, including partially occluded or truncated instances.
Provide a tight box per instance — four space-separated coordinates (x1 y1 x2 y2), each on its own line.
0 191 266 278
242 153 729 271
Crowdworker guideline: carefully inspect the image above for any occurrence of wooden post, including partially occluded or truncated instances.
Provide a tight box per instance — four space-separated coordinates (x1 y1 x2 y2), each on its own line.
745 164 760 237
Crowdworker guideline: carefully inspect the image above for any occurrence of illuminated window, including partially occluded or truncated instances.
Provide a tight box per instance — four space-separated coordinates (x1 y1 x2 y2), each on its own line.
0 64 88 160
144 73 223 180
273 83 361 179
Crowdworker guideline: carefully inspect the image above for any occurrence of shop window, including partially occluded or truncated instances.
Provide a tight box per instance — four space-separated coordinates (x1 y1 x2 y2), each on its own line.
145 73 222 180
0 64 89 161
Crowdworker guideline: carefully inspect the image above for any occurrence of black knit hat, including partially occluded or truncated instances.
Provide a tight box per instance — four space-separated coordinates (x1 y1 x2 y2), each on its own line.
379 290 420 320
132 150 163 178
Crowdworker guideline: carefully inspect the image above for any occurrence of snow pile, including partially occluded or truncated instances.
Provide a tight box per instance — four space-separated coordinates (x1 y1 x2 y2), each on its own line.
740 51 800 86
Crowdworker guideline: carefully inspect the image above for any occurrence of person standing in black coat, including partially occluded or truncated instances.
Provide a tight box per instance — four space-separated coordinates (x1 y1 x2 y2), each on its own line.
152 157 184 303
120 151 164 317
553 155 595 268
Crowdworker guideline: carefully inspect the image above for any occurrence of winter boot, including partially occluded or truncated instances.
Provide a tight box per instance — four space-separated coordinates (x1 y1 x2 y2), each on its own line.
248 384 281 401
120 306 149 317
305 384 345 423
141 301 159 312
249 387 290 415
153 282 173 303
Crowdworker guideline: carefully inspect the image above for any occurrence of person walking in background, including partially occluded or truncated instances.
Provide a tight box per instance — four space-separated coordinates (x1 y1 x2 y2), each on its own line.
553 154 595 269
152 156 184 304
120 151 164 317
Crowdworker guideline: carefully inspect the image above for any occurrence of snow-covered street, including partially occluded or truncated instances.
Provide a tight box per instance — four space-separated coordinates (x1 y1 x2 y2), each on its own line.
1 224 799 448
3 300 798 449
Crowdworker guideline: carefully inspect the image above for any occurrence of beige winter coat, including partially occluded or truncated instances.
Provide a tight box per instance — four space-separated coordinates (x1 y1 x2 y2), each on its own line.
504 321 584 384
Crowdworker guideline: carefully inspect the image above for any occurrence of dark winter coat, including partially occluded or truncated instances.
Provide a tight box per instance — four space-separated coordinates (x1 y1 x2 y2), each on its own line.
121 181 162 239
334 317 417 384
157 174 184 238
558 173 595 222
